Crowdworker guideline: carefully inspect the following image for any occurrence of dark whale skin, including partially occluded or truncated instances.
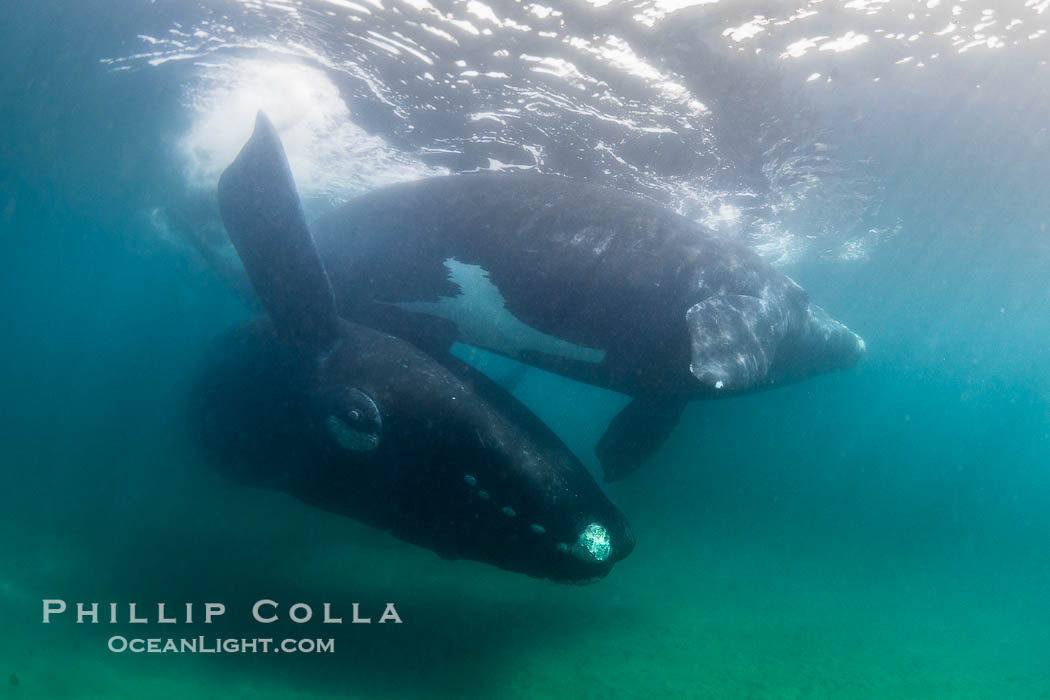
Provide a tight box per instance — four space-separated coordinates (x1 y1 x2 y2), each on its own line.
191 112 634 581
188 317 635 582
310 173 865 479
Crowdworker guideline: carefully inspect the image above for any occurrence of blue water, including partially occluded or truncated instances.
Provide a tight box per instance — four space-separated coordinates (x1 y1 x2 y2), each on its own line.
3 0 1050 697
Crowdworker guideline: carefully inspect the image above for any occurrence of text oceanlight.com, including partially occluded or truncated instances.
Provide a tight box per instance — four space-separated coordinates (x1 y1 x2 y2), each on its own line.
108 636 335 654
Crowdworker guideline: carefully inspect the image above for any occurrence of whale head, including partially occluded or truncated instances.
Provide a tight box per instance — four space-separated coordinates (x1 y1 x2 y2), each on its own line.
765 303 866 386
686 273 864 394
189 318 635 582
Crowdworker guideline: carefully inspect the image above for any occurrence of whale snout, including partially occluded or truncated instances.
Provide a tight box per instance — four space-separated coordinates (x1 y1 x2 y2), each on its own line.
806 304 866 368
549 514 635 584
573 515 635 565
770 304 866 383
686 293 864 394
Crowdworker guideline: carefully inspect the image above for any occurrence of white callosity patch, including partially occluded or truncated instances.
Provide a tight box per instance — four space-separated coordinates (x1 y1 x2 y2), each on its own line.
391 258 606 364
573 523 612 562
686 280 805 391
687 294 778 390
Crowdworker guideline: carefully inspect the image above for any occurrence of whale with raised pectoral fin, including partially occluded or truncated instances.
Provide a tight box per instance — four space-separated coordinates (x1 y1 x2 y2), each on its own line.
188 112 634 582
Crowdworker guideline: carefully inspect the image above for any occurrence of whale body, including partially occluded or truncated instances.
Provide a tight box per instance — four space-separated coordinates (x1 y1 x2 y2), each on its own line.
306 174 865 479
188 113 634 581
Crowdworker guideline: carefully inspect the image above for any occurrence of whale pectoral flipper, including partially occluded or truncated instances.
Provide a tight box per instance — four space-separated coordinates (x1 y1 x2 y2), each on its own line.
517 349 611 389
217 111 338 350
596 395 689 482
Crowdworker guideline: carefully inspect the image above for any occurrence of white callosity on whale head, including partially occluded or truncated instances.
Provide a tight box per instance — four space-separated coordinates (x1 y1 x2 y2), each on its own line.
387 258 606 364
572 522 612 562
686 288 801 391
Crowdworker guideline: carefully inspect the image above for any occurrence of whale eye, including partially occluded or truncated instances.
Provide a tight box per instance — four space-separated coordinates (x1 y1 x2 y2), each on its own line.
323 388 381 452
572 522 612 562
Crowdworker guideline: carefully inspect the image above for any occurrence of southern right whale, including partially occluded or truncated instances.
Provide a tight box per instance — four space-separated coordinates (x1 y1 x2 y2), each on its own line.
189 113 634 582
304 169 866 480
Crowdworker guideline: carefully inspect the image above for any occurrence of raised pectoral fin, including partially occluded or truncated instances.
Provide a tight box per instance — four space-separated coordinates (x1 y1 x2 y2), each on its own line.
217 111 338 351
596 395 689 482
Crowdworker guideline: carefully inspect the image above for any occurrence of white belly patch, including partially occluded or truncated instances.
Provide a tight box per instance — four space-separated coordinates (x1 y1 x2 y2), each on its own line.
388 258 605 364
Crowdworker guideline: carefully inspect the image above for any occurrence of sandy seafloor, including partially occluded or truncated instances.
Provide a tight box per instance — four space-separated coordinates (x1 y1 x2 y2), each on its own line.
4 479 1050 700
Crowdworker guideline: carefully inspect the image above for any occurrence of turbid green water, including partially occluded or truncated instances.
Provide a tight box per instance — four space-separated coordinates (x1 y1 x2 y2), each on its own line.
4 0 1050 697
